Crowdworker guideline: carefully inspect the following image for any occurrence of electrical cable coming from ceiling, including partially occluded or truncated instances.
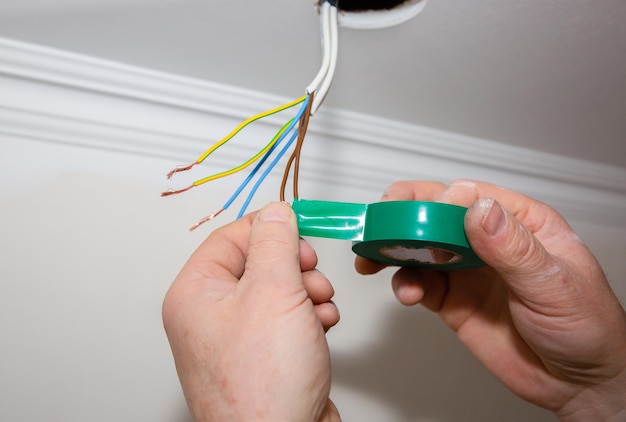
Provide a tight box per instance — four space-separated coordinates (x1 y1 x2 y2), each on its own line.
162 0 339 231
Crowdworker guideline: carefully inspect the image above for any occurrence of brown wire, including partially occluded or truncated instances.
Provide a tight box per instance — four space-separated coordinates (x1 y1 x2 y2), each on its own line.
280 154 296 202
292 93 314 199
280 92 314 201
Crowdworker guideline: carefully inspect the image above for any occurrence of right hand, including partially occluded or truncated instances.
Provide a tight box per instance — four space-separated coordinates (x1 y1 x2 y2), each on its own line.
163 202 340 421
356 180 626 421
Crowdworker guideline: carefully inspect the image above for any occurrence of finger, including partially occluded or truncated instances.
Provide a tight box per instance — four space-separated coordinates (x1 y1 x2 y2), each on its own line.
301 267 339 330
354 256 387 275
434 179 572 235
163 212 259 334
239 202 303 293
391 267 449 309
381 180 447 201
319 400 340 421
302 269 334 304
464 197 572 308
299 238 318 272
315 301 340 332
391 267 427 306
435 179 509 207
172 211 258 290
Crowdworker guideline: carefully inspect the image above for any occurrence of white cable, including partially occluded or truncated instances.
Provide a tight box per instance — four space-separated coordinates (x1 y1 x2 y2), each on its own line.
310 3 338 115
306 1 332 95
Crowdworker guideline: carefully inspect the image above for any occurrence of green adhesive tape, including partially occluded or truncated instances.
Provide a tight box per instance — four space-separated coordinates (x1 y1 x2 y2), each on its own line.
293 199 485 270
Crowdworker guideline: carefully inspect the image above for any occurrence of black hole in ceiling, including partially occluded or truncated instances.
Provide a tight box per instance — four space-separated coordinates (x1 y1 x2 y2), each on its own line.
338 0 408 12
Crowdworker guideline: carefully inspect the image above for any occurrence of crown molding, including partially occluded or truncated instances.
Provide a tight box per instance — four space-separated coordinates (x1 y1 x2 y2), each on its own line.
1 37 625 226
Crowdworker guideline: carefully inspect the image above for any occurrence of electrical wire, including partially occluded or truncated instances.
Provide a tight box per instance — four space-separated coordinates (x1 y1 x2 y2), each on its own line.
306 1 332 95
189 95 311 231
311 2 338 115
163 0 339 229
280 91 314 201
165 95 307 181
236 125 301 219
162 118 296 197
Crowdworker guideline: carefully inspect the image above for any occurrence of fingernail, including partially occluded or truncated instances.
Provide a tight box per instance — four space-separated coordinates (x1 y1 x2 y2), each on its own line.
435 180 476 203
433 188 451 203
481 198 506 237
258 202 291 222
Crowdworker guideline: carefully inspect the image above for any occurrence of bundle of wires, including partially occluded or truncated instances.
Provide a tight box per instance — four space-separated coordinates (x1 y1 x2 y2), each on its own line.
162 0 339 231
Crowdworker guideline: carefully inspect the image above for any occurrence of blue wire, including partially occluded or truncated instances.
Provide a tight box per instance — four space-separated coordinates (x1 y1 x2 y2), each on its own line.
223 131 285 210
223 102 307 211
221 94 310 214
237 126 301 219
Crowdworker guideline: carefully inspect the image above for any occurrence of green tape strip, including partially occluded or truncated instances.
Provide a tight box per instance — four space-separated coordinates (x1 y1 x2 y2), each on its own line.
293 199 485 270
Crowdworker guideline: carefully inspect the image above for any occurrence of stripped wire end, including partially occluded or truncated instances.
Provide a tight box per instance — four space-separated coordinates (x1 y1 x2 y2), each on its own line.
166 162 198 180
161 185 195 197
189 208 224 232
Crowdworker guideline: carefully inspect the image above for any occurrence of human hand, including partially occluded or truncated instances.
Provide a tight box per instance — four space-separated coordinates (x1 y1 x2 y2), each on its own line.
163 202 341 421
356 180 626 420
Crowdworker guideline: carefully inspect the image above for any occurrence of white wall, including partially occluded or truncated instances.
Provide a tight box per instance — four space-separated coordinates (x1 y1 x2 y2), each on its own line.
5 136 626 422
1 39 625 422
0 134 556 422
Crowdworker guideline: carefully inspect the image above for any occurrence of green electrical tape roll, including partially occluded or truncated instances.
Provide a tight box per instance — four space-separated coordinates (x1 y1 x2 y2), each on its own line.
293 199 485 271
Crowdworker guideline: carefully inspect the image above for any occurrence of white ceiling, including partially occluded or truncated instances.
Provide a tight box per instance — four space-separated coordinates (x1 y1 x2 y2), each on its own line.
1 0 625 168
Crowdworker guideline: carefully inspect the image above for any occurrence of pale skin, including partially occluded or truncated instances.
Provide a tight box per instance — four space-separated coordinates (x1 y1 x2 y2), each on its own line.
163 179 626 421
162 202 341 421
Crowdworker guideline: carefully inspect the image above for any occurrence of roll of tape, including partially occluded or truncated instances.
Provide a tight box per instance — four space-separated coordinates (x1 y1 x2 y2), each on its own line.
293 199 485 270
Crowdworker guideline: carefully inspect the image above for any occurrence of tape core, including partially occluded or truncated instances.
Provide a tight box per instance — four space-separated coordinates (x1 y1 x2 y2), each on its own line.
379 245 462 265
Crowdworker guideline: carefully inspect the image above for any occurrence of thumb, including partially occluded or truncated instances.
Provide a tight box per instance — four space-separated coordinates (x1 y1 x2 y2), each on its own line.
464 198 564 303
239 202 303 292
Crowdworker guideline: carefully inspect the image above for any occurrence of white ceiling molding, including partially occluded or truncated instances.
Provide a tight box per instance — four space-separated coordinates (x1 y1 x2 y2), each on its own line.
1 36 625 226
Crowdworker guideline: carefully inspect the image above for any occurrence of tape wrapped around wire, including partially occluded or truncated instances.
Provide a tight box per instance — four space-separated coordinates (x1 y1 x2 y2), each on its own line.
293 199 485 270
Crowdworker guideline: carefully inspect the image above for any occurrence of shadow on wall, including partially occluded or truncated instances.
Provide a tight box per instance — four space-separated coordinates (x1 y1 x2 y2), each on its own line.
330 306 556 422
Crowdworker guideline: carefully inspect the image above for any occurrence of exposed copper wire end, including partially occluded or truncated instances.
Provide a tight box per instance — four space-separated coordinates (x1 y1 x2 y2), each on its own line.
166 162 198 180
189 208 224 232
161 185 194 197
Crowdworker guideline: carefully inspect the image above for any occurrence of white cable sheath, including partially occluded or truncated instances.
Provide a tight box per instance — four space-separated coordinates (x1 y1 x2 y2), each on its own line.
310 4 338 115
306 1 332 95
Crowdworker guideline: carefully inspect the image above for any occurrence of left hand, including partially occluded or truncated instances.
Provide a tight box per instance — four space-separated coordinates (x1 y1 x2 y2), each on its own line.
163 202 341 421
356 180 626 419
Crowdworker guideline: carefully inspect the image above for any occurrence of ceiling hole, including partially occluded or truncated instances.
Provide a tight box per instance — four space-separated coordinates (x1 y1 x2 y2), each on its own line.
329 0 427 29
338 0 408 12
